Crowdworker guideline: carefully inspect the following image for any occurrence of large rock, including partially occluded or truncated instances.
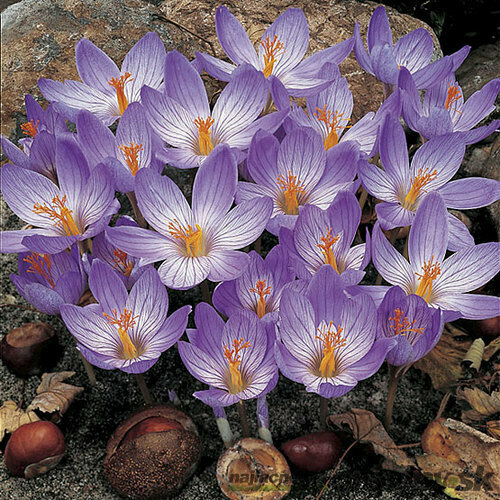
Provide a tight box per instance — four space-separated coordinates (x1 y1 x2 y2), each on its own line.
159 0 442 121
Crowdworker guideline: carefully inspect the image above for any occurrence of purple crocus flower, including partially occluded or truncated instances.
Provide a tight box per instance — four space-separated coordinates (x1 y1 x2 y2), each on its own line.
377 286 443 367
279 190 370 285
76 103 162 193
11 244 86 315
275 265 395 398
60 260 191 373
195 6 353 98
358 116 500 251
141 51 287 169
1 137 119 254
212 245 295 322
106 145 272 289
178 304 278 407
371 192 500 320
38 32 166 126
236 126 357 235
353 5 469 90
399 68 500 144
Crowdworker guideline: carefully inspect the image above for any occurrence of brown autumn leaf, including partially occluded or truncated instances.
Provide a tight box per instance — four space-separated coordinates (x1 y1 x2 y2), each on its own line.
486 421 500 440
457 388 500 423
414 323 473 389
483 337 500 362
417 418 500 499
0 400 40 441
27 371 83 422
327 408 416 472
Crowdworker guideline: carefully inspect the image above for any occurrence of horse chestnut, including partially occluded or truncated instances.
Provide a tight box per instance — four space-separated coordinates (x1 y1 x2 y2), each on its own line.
4 421 66 478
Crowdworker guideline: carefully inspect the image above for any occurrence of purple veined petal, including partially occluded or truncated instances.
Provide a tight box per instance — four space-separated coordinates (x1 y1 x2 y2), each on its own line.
423 75 461 117
146 305 191 352
206 250 249 283
344 338 396 379
213 281 241 318
75 38 120 95
457 119 500 145
247 129 280 188
54 270 84 306
410 134 466 191
140 86 198 149
121 32 166 102
325 190 361 252
194 388 239 408
367 6 392 51
22 234 77 254
455 78 500 131
101 156 134 193
38 78 118 125
358 159 400 202
158 254 211 290
24 94 45 123
379 116 410 189
76 110 116 168
259 8 309 78
434 242 500 296
1 136 31 170
211 197 272 251
353 22 373 74
435 293 500 320
193 51 235 82
307 176 353 212
340 114 378 157
269 75 290 111
191 303 225 358
177 341 226 388
117 351 162 374
446 212 474 252
394 28 433 73
438 177 500 210
279 75 334 98
89 259 128 314
371 44 400 85
274 341 309 385
235 182 272 205
1 229 51 254
412 56 453 90
135 167 193 235
192 145 237 230
408 192 448 274
28 132 58 180
410 308 443 362
343 243 368 272
20 282 64 315
416 108 454 139
76 344 120 370
156 147 201 170
163 51 210 118
398 68 423 130
211 66 268 144
375 202 414 231
448 45 470 72
234 251 271 313
351 284 391 306
214 6 259 67
372 222 414 291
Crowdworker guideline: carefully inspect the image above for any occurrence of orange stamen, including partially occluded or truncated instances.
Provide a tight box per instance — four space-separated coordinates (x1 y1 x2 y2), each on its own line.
403 167 438 210
316 322 346 378
445 84 462 113
33 194 80 236
23 253 55 289
194 116 215 156
102 308 139 360
260 35 285 78
112 249 134 277
108 72 133 115
249 279 272 318
21 119 39 138
415 255 441 302
314 105 349 150
389 308 424 343
168 220 203 257
276 170 306 215
223 338 251 393
118 142 143 176
317 227 341 273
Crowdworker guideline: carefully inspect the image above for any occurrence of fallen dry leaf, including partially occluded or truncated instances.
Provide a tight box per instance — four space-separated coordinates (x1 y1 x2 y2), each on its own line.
457 388 500 423
483 338 500 362
327 408 416 472
486 421 500 440
463 338 485 371
0 400 40 440
414 323 473 389
417 418 500 499
27 371 83 422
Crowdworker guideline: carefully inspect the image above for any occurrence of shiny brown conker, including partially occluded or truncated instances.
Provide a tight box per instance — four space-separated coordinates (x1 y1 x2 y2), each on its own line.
4 421 66 478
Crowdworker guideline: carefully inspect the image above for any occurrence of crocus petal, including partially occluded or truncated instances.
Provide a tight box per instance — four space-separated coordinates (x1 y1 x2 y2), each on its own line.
371 44 399 85
446 213 475 252
375 202 414 230
207 250 249 282
89 260 128 314
193 51 236 81
22 234 76 254
439 178 500 210
343 338 396 379
191 303 226 355
158 254 211 290
194 388 239 408
412 56 453 90
178 341 225 388
379 116 410 189
1 136 31 170
435 293 500 320
247 129 280 188
394 28 433 73
212 280 241 318
358 159 399 202
456 79 500 131
156 147 201 170
1 229 49 254
458 120 500 146
19 282 64 315
353 22 373 74
367 6 393 51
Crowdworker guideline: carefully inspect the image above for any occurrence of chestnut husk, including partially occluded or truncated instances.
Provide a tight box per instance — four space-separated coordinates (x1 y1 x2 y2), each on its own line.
217 438 292 499
104 405 202 499
1 323 60 377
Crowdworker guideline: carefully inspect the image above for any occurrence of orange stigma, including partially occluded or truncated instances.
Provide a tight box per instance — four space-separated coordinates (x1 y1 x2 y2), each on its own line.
112 249 134 277
260 34 285 78
276 171 306 215
33 194 80 236
103 308 140 360
403 167 438 210
168 220 203 257
445 84 462 113
194 116 215 156
21 119 39 138
316 322 346 378
23 253 55 289
223 338 251 394
249 279 272 318
317 227 341 273
389 308 424 343
108 72 133 115
415 255 441 302
118 142 143 176
314 105 349 150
